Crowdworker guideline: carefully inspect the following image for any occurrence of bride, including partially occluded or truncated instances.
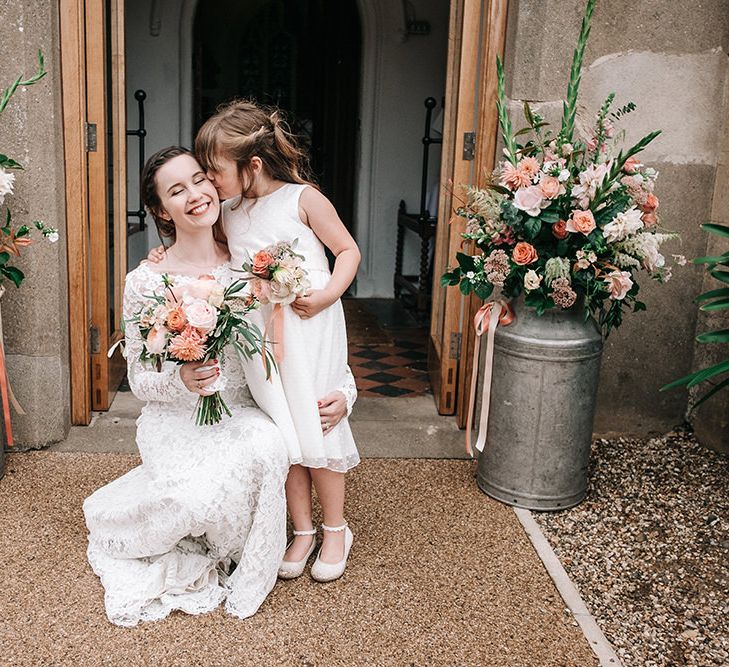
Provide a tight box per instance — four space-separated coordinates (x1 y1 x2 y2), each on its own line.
83 147 349 626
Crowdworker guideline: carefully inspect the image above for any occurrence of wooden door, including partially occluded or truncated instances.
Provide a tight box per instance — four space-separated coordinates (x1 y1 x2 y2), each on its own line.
429 0 508 419
61 0 127 422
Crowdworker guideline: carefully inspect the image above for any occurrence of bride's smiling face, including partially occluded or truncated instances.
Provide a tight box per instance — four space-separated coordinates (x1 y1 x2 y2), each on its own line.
156 154 220 231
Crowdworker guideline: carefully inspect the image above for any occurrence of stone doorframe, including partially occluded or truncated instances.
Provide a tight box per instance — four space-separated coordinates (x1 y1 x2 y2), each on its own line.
177 0 384 296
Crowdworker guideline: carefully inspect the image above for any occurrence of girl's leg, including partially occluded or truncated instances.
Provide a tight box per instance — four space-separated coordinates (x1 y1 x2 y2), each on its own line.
283 464 315 561
310 468 346 563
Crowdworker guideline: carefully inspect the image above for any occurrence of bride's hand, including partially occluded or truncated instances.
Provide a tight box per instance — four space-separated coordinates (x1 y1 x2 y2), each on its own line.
318 390 347 434
144 244 166 265
179 359 219 395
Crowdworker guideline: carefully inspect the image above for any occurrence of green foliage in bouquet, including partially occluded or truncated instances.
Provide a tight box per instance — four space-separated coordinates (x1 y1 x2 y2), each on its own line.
0 51 58 288
442 0 680 337
662 223 729 405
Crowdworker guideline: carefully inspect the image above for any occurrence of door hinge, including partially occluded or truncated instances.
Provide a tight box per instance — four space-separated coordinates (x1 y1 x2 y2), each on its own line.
449 332 462 360
90 324 100 354
85 122 97 152
462 131 476 161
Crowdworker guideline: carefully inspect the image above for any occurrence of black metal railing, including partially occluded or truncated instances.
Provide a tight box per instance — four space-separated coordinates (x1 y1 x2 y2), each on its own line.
127 89 147 232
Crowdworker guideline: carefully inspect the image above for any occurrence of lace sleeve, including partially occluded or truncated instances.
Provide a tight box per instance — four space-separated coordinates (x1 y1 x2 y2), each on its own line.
123 268 189 403
339 364 357 416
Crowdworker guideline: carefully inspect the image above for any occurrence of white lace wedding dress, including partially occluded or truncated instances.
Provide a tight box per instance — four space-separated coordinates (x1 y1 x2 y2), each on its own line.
83 263 290 627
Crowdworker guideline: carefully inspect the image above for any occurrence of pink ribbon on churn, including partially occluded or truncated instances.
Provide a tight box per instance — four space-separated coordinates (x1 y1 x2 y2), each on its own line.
465 300 514 457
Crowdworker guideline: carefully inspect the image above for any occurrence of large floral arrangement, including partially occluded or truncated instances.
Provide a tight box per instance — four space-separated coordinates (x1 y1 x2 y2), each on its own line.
441 0 682 334
0 52 58 287
128 274 275 425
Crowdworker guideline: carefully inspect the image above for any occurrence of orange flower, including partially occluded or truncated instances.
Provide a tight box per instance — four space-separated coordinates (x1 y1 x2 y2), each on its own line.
168 325 206 361
539 176 562 199
166 306 188 333
500 162 532 191
0 234 32 256
641 193 659 213
552 220 569 240
518 156 541 178
641 212 658 227
512 242 538 265
252 250 275 277
566 210 596 236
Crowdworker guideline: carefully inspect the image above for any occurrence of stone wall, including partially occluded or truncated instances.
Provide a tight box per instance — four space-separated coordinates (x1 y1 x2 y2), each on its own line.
0 1 70 448
502 0 729 439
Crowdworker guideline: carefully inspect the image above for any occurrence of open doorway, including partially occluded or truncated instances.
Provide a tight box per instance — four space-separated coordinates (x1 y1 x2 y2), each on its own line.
192 0 361 235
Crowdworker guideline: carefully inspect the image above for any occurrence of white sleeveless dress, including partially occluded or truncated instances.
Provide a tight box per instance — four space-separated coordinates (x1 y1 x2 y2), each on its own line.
223 183 360 472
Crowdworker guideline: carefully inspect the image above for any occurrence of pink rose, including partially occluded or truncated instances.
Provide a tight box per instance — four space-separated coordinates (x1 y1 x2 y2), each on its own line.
641 212 658 227
566 210 596 236
604 270 633 301
184 299 218 332
146 325 168 355
539 175 562 200
252 250 275 278
513 185 545 217
184 276 218 301
512 242 538 266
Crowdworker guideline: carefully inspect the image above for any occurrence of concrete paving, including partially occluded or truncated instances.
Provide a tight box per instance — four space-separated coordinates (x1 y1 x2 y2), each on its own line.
50 393 469 459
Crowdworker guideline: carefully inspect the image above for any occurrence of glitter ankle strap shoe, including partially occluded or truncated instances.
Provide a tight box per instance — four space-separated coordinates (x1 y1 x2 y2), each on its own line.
310 522 353 583
277 528 317 580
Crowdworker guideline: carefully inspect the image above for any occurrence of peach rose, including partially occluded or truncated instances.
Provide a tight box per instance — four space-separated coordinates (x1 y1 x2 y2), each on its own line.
552 219 569 240
623 156 642 174
641 193 659 213
252 250 275 277
166 306 187 333
565 210 596 236
641 212 658 227
145 325 168 355
604 270 633 301
539 175 562 200
512 242 538 266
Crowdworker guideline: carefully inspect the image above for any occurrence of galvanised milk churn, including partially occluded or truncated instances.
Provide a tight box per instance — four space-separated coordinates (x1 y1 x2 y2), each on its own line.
476 298 603 510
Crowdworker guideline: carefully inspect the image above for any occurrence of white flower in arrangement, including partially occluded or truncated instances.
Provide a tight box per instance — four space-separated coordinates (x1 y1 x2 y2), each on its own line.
0 167 16 205
602 206 644 243
47 231 59 243
672 254 687 266
544 257 571 286
524 269 542 291
636 233 666 273
571 162 610 208
466 271 475 280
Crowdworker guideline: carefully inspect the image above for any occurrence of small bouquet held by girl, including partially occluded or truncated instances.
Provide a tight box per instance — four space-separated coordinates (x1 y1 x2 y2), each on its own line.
127 273 275 425
240 240 311 306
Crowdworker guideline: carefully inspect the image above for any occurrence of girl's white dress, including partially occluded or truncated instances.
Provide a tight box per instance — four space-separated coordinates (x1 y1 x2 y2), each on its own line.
83 263 289 627
223 183 360 472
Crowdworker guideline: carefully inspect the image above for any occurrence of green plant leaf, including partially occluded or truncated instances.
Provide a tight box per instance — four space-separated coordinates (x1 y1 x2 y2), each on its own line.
1 265 24 288
474 282 494 300
709 269 729 285
691 376 729 410
459 280 472 296
701 298 729 312
456 252 476 272
696 329 729 343
701 222 729 238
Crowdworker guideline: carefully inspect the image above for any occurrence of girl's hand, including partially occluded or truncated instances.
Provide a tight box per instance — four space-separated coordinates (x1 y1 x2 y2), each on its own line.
146 245 166 264
179 359 220 395
318 391 347 434
291 289 334 319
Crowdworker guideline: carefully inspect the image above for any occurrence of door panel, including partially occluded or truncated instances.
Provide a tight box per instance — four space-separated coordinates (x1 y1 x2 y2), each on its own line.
86 0 127 411
429 0 483 415
429 0 509 421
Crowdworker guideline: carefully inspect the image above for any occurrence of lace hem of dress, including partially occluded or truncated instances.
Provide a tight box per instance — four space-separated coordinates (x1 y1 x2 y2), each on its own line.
291 451 360 473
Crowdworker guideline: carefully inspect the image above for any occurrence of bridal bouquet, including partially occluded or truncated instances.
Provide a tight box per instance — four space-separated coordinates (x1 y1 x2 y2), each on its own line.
240 240 310 306
441 0 682 335
128 274 275 425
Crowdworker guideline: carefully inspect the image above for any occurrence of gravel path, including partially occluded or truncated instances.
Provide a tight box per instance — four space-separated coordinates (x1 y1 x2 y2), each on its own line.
1 453 596 666
534 430 729 667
